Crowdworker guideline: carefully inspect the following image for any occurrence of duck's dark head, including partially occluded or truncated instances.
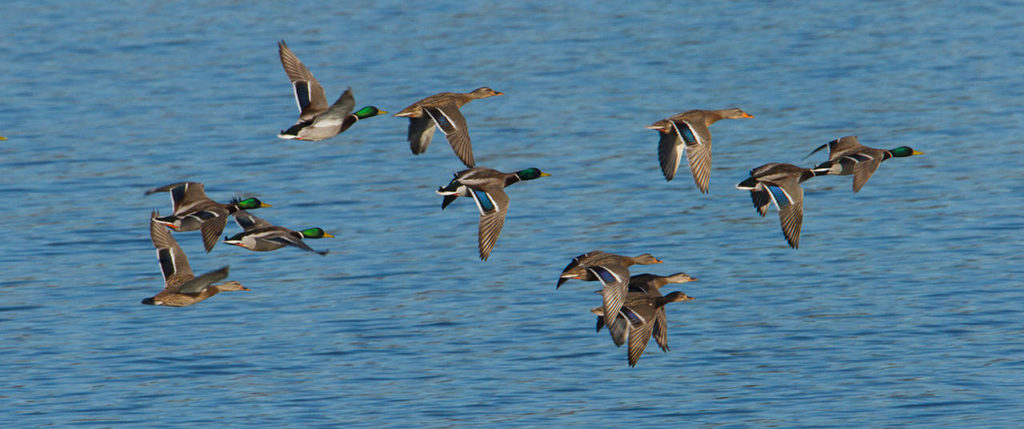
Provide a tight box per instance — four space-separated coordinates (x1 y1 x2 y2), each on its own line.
514 168 551 181
890 146 923 158
300 227 334 239
233 197 271 210
354 106 387 119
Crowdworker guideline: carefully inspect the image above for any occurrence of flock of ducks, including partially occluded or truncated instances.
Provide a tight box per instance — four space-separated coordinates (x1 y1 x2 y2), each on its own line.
136 40 923 367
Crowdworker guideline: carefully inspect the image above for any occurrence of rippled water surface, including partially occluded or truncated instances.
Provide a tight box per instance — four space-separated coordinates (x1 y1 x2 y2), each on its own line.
3 1 1023 427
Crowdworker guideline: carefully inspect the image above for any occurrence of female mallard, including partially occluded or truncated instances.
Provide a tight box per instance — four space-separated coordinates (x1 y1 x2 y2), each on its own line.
395 87 503 167
620 272 697 352
435 166 549 261
805 135 923 192
646 108 754 193
736 163 822 249
556 251 663 287
556 252 663 329
145 182 270 253
277 41 386 141
143 211 249 307
590 289 694 367
223 210 332 255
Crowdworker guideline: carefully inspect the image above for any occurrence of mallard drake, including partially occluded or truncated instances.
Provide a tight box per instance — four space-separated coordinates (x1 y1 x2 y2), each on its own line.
394 87 503 167
277 41 386 141
145 182 270 253
736 163 821 249
223 210 332 255
805 136 923 192
435 166 549 260
143 211 249 307
556 252 663 329
646 108 754 193
590 290 694 367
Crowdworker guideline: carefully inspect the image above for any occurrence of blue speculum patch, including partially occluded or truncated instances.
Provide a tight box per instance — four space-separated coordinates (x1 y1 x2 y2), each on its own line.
623 308 642 325
595 267 617 283
767 185 791 208
675 122 697 145
473 189 495 211
428 108 454 131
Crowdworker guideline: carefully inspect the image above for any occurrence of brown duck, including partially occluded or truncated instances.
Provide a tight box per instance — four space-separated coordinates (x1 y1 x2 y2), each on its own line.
142 211 249 307
591 290 695 367
394 87 503 167
646 108 753 193
556 251 663 331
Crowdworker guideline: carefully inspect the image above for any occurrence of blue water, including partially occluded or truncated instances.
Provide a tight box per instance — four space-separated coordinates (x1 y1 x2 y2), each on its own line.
2 1 1023 427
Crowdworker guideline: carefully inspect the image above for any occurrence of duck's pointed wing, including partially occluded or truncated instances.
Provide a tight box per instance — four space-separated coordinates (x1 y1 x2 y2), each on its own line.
557 250 603 288
764 180 805 248
656 129 683 182
278 41 328 122
586 265 630 327
150 211 192 286
310 87 356 128
606 313 629 347
826 136 863 160
232 210 273 231
653 308 669 352
470 186 508 261
145 182 207 215
266 233 329 256
673 120 711 193
750 189 771 217
423 103 474 167
851 153 883 193
199 212 229 253
626 309 655 367
803 142 830 160
177 265 230 294
407 116 437 155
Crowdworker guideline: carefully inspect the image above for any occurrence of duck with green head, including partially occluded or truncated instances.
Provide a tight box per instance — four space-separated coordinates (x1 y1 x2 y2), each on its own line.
224 210 332 255
805 136 923 192
435 166 549 261
277 41 386 141
145 182 270 253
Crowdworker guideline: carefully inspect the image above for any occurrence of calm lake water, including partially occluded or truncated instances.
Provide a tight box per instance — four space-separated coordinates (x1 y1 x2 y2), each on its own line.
2 0 1023 427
